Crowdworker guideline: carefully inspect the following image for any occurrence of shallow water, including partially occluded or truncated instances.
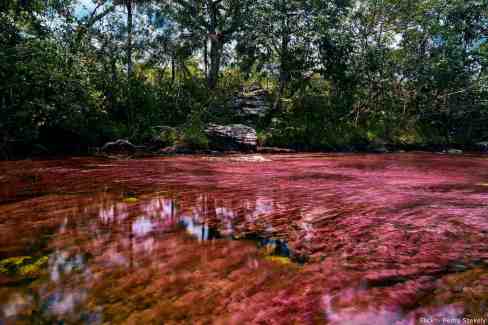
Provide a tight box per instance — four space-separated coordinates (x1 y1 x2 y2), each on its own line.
0 153 487 324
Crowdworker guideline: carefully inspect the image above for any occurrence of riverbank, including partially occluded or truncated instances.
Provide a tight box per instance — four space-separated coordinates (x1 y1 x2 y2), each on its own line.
3 145 484 162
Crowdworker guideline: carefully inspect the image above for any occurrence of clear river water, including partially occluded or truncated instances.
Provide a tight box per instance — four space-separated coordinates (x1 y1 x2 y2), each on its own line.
0 153 487 324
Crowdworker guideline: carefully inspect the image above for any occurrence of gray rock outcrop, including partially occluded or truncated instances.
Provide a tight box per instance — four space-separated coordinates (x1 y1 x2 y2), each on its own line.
205 124 257 152
232 84 271 119
101 139 138 155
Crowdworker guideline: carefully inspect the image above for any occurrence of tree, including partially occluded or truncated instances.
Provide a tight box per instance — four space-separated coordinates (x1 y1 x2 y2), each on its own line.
167 0 252 89
389 0 488 143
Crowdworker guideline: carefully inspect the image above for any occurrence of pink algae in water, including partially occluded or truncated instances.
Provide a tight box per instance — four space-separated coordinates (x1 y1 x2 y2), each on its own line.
0 153 487 324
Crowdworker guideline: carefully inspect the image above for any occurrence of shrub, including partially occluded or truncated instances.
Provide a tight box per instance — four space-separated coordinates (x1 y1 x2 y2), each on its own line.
180 110 209 150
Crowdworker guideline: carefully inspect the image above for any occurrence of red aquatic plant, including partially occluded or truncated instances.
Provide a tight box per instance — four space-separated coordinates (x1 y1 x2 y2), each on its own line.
0 153 487 323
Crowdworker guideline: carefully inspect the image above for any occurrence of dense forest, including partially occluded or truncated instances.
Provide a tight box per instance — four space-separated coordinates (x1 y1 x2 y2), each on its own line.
1 0 487 158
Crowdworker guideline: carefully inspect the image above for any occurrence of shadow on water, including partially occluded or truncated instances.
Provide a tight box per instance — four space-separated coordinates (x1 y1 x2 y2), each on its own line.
178 206 307 263
178 217 222 241
240 234 308 264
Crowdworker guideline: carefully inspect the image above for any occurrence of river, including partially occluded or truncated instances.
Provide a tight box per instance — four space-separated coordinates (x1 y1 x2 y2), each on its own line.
0 153 487 324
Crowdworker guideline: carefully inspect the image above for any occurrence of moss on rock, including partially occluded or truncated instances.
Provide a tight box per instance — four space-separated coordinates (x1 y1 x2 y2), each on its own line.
0 255 49 279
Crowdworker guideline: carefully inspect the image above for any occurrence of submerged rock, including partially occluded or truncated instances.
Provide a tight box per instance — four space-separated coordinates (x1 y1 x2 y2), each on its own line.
123 197 139 204
447 148 463 155
0 256 49 279
159 145 195 155
257 147 295 154
0 256 31 275
265 256 293 265
229 155 270 162
205 124 257 152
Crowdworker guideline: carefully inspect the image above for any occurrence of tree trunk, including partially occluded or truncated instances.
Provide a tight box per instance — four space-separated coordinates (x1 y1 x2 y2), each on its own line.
207 2 223 90
171 55 176 84
273 71 287 112
204 39 208 82
126 0 133 131
208 36 223 89
126 0 133 80
107 53 117 112
273 15 290 112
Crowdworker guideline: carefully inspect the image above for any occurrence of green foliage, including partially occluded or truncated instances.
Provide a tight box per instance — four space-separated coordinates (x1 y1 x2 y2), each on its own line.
156 128 179 147
0 36 108 156
264 94 369 151
0 0 487 157
256 131 269 147
180 110 209 150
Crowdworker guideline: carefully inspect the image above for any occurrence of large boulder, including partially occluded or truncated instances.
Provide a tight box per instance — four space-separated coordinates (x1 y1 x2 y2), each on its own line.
101 139 138 155
205 124 257 152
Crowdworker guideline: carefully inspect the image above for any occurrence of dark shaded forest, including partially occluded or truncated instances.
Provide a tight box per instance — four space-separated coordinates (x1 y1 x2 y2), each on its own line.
1 0 487 158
